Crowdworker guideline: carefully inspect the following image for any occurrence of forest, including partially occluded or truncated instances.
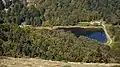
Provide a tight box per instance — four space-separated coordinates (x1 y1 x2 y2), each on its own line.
1 0 120 26
0 0 120 63
0 23 120 63
107 25 120 51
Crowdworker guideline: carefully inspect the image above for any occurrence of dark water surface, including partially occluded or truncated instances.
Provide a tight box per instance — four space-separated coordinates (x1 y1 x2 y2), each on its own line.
58 28 107 43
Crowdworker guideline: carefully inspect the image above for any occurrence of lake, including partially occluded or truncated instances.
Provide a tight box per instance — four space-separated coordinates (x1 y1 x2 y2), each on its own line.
58 28 107 43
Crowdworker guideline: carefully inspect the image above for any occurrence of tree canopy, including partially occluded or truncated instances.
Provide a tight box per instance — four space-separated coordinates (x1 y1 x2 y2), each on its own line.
0 0 120 63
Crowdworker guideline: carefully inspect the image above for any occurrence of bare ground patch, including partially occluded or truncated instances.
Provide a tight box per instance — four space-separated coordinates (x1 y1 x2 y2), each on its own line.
0 57 120 67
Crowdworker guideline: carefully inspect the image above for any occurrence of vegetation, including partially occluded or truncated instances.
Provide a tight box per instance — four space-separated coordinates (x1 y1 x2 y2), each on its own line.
1 0 120 26
0 0 120 63
62 65 71 67
75 22 90 26
106 25 120 51
0 23 120 63
111 65 120 67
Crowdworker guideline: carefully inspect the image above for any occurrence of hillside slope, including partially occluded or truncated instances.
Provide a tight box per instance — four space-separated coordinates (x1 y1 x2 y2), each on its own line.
1 0 120 26
25 0 120 26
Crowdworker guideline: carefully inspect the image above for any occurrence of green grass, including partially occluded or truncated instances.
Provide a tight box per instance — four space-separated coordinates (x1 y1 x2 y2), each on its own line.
75 22 90 26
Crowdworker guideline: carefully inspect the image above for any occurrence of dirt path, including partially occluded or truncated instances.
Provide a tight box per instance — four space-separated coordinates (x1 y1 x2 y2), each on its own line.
0 57 120 67
102 23 112 46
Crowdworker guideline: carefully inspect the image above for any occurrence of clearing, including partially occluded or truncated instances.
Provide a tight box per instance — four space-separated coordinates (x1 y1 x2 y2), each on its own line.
0 57 120 67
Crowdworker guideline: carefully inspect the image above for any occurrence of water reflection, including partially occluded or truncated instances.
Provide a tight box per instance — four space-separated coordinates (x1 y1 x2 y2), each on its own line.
85 31 107 42
58 28 107 43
